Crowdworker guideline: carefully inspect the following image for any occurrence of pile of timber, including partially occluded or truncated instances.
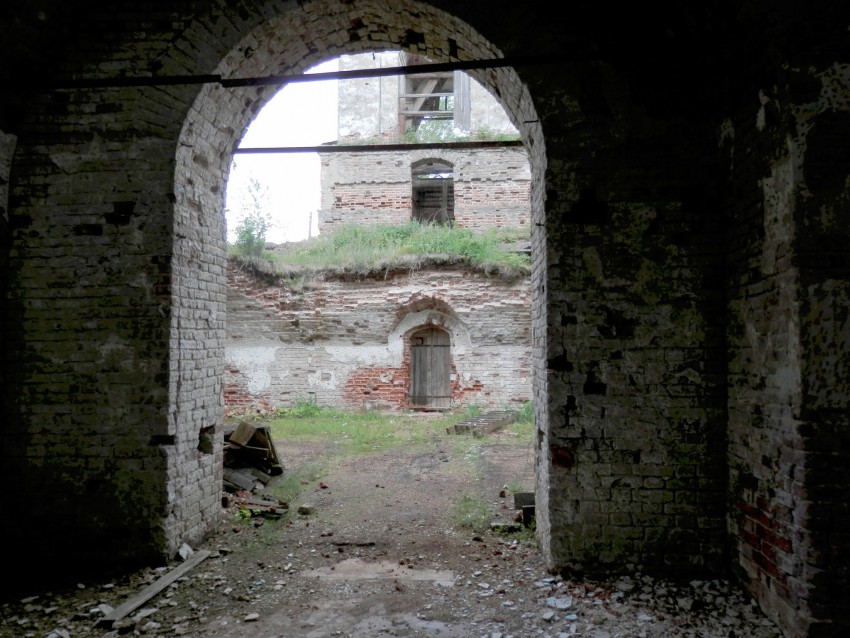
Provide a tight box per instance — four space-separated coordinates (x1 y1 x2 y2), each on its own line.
446 410 518 437
223 421 284 493
223 493 289 518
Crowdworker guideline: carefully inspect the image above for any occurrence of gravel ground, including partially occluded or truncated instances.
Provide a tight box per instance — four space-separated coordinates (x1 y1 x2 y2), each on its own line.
1 427 783 638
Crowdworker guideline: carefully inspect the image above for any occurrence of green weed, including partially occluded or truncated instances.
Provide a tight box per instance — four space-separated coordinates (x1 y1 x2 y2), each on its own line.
451 493 492 533
267 407 448 455
262 221 530 275
267 462 323 504
516 400 534 423
507 480 530 494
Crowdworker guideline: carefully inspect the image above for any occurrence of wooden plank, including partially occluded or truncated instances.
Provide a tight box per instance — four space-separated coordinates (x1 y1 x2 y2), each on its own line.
234 496 289 509
399 91 453 98
252 427 284 475
228 421 256 446
513 492 535 509
223 468 258 491
410 78 438 114
98 550 211 627
247 467 273 485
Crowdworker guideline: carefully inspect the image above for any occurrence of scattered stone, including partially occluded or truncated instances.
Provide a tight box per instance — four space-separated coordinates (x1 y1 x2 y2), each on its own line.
546 596 574 610
615 577 635 592
244 613 260 622
133 607 159 621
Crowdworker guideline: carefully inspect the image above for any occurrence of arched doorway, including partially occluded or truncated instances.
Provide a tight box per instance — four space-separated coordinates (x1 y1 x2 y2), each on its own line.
174 0 544 556
408 326 452 409
0 0 544 587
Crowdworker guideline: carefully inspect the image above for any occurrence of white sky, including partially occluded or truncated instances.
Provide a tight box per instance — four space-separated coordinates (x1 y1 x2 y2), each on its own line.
225 58 340 243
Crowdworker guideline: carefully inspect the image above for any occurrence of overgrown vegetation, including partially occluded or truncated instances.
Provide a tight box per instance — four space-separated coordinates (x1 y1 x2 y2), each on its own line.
400 121 521 144
230 221 530 283
229 174 276 257
451 493 492 533
516 400 534 423
265 403 456 455
235 399 535 452
236 402 536 539
233 211 272 257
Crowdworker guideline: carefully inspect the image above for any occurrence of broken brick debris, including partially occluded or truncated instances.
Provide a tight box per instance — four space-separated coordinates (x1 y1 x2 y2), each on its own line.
224 493 289 519
96 550 211 629
447 410 518 437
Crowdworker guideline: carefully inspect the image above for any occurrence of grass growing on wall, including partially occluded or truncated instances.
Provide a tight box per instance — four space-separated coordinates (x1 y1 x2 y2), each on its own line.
231 221 530 281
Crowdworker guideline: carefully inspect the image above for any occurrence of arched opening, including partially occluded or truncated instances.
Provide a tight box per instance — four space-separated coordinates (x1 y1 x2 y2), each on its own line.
172 0 544 554
0 0 541 596
411 158 455 224
408 325 452 409
5 4 849 636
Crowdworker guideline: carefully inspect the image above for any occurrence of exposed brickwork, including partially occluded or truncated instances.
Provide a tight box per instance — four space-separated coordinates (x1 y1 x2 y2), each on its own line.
319 147 530 232
724 64 850 637
342 364 409 409
339 329 488 411
1 4 849 637
226 261 532 412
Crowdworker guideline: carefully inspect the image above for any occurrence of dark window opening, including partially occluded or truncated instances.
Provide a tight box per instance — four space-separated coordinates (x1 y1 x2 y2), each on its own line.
412 159 455 224
398 52 471 134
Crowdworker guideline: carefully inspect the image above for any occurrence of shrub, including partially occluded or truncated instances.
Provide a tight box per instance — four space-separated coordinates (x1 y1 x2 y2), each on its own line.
234 211 271 257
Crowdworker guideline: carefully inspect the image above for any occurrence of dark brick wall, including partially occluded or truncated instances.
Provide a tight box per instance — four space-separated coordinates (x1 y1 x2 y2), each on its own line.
725 66 850 637
0 4 848 636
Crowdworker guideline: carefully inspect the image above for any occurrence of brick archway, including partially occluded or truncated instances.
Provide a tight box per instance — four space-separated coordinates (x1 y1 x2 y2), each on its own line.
173 0 544 557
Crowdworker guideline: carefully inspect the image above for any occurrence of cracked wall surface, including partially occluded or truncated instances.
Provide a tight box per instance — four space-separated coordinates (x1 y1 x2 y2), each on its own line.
226 263 532 413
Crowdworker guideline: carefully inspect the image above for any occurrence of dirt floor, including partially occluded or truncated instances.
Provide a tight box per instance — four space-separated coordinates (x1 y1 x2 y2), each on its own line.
1 424 784 638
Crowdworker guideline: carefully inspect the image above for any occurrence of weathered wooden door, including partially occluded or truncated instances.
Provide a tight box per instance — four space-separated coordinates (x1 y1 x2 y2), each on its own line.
409 327 451 409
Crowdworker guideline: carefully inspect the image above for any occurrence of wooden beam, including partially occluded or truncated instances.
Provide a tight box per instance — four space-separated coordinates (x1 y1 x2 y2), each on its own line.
235 140 523 155
97 550 212 628
38 53 568 90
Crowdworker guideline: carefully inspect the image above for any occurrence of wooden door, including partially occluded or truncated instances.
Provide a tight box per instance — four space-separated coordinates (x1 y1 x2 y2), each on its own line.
409 328 451 409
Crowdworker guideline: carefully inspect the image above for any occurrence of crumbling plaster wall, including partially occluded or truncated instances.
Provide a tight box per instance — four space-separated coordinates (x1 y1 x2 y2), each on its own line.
225 263 532 412
337 50 519 140
725 64 850 638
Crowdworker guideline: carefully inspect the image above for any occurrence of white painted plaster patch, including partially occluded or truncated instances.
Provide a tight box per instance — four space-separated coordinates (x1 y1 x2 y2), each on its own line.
227 344 278 394
308 369 339 390
325 343 395 365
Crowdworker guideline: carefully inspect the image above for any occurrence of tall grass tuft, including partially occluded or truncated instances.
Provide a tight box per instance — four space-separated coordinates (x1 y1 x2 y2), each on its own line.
263 221 530 276
451 494 492 533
